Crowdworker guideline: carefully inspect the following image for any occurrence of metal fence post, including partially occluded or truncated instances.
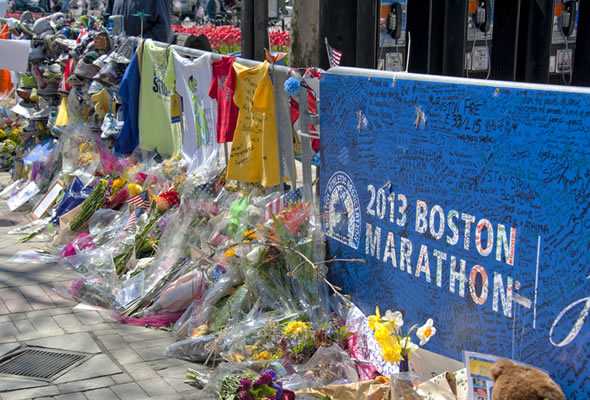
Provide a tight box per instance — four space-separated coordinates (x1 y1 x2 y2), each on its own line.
573 0 590 86
491 0 521 81
355 0 379 69
241 0 255 59
442 0 468 77
407 0 446 74
516 0 552 83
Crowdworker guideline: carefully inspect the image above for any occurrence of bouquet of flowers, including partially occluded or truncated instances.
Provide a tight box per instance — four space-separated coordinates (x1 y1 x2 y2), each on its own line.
114 188 181 277
0 120 24 170
222 317 350 365
216 369 295 400
367 307 436 371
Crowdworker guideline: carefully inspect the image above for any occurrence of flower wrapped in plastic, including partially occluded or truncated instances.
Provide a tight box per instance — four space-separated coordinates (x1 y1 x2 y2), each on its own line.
218 312 351 366
60 125 101 177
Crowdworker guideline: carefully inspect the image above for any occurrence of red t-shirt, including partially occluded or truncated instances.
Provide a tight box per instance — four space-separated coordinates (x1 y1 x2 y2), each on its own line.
208 56 239 143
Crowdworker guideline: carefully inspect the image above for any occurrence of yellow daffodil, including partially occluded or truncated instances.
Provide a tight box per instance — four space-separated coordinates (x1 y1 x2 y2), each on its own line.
374 323 402 363
283 321 312 336
368 306 382 331
416 319 436 346
191 324 208 337
79 142 92 153
253 351 273 361
112 178 126 192
224 246 237 258
227 353 245 362
127 183 143 196
243 229 257 241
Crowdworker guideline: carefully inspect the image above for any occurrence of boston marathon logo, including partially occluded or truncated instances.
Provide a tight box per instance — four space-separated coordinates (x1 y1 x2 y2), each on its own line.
323 171 361 250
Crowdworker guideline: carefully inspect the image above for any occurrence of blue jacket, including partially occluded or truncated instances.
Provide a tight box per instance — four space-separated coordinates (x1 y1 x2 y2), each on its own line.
116 52 140 155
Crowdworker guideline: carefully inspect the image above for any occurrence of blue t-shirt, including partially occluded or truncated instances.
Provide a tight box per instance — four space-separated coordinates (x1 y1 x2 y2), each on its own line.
116 52 140 155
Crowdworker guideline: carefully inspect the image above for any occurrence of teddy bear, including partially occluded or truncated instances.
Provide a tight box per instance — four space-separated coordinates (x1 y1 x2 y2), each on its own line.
491 359 565 400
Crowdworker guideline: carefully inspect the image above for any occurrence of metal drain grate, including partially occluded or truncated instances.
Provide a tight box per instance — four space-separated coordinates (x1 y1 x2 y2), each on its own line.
0 346 91 382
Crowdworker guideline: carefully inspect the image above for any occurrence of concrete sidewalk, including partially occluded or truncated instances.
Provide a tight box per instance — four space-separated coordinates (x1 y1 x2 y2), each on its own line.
0 179 206 399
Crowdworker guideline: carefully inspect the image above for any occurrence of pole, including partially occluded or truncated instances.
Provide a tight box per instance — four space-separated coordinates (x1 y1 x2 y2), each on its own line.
241 0 254 59
355 0 379 69
515 0 552 83
253 0 269 61
442 0 468 77
572 0 590 86
407 0 445 74
490 0 521 81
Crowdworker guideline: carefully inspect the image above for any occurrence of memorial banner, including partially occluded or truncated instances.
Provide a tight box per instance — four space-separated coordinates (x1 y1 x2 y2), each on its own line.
320 69 590 398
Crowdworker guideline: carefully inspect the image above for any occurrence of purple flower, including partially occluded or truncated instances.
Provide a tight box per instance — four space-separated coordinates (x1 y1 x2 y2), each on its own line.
255 370 276 386
271 383 283 399
238 390 255 400
238 378 253 392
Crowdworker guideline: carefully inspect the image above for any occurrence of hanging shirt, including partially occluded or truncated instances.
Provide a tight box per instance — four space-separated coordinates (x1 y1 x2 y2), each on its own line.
59 58 74 93
208 56 238 143
166 50 217 165
138 40 181 157
116 52 140 155
0 25 12 95
226 61 280 188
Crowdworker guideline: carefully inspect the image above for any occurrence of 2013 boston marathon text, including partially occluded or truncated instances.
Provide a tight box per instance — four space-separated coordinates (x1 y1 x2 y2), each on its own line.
364 183 517 320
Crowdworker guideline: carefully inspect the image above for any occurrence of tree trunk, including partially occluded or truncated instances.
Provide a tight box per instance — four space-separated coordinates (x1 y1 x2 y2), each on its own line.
290 0 321 67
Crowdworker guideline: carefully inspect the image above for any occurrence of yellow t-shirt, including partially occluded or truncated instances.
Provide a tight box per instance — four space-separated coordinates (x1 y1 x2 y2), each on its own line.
227 61 280 188
138 40 182 157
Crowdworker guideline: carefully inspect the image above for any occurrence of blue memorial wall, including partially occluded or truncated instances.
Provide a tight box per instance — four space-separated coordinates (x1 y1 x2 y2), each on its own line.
319 70 590 398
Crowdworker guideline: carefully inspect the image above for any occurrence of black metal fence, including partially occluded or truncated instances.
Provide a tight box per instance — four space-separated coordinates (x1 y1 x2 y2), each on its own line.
320 0 590 87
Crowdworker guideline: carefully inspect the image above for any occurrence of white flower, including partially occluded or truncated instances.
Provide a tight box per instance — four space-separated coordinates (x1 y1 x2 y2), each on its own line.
246 245 264 262
400 337 419 354
416 319 436 346
383 310 404 330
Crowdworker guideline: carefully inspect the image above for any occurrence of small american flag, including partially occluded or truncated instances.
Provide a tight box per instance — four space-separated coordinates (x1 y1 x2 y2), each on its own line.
124 208 139 231
264 188 303 221
124 192 150 231
128 192 150 209
325 38 343 68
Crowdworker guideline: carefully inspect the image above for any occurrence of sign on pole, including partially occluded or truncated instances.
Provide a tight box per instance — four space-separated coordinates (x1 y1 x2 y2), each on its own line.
320 69 590 398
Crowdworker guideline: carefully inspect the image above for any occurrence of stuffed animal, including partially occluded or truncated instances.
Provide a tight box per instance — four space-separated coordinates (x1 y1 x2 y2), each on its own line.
491 359 565 400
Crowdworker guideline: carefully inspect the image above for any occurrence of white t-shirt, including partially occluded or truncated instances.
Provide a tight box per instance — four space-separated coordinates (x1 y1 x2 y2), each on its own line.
168 50 218 167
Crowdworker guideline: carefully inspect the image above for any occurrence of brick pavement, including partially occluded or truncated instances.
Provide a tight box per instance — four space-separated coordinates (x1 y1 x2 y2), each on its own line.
0 175 210 400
